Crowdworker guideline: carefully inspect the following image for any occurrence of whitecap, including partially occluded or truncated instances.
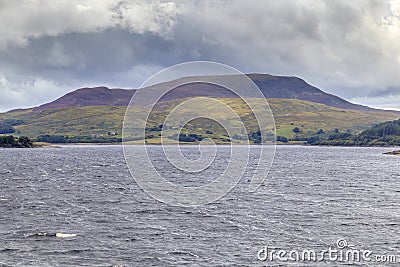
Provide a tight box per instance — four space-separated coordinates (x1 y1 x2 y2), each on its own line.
56 233 77 238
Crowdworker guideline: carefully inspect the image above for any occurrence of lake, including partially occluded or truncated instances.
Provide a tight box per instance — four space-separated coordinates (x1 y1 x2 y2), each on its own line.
1 145 399 266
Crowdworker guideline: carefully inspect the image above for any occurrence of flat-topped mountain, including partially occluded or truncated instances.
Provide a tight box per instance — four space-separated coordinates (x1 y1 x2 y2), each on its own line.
1 73 399 141
28 74 378 112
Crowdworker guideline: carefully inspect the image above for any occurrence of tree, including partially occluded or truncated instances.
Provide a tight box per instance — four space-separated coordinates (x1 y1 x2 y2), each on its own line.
0 119 23 134
18 136 33 147
293 127 301 133
307 136 320 144
2 135 16 145
249 130 262 143
36 135 68 143
276 136 288 143
0 125 15 134
0 135 32 147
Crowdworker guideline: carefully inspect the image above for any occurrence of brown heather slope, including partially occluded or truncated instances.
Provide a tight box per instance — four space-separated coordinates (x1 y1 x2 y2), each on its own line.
34 87 136 111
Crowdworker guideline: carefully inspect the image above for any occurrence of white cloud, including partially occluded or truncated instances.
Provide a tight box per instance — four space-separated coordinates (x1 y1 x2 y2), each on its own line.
0 73 75 111
390 0 400 16
351 95 400 111
0 1 114 48
116 1 182 36
0 0 181 49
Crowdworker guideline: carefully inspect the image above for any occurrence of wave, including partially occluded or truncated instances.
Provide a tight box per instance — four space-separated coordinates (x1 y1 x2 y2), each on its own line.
166 250 199 258
25 232 77 238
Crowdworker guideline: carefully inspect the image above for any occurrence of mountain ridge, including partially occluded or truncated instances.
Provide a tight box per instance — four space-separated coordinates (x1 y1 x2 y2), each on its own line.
7 73 393 113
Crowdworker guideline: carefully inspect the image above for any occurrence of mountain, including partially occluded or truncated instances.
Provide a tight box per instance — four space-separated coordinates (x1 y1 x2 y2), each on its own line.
1 73 399 143
24 74 382 112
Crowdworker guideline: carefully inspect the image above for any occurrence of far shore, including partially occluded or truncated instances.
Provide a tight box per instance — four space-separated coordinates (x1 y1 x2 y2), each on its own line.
383 150 400 155
31 141 400 150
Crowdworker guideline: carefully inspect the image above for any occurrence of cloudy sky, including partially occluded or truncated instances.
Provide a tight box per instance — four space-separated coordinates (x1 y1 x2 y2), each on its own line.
1 0 400 111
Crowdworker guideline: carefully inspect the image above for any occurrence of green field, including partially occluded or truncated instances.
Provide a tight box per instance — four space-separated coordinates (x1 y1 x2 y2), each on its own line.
0 98 398 143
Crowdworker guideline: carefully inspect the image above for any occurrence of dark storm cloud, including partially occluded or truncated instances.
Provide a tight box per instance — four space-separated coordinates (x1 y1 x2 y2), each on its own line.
0 30 177 82
0 0 400 111
369 86 400 97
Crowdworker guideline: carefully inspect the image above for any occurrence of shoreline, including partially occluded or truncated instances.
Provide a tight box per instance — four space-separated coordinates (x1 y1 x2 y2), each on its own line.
383 150 400 155
31 142 400 149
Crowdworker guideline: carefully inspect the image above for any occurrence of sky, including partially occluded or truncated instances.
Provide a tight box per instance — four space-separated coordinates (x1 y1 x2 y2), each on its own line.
1 0 400 111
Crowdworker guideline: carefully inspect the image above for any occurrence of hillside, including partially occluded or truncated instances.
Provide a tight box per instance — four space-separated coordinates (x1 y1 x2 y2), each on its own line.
0 98 398 143
308 119 400 146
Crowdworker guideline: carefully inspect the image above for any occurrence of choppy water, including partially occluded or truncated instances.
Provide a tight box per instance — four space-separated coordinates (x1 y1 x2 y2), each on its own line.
1 145 400 266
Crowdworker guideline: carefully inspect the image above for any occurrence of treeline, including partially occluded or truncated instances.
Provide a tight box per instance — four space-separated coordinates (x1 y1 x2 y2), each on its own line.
358 119 400 137
168 133 230 142
307 119 400 146
170 133 205 142
0 119 24 134
36 135 122 143
166 130 275 144
0 135 33 148
309 136 400 146
274 127 340 144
